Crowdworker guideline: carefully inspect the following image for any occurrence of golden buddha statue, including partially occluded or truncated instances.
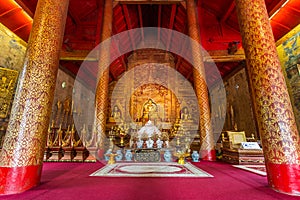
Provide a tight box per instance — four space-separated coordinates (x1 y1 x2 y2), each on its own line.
141 99 159 122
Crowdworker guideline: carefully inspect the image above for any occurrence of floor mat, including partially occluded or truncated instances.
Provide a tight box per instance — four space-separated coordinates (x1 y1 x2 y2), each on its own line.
232 165 267 176
90 162 213 178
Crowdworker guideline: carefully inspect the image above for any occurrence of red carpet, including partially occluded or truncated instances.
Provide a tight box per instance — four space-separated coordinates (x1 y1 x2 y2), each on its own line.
0 161 299 200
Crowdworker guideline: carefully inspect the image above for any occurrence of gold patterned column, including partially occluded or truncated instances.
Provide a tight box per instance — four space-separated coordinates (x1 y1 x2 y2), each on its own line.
235 0 300 195
93 0 113 159
186 0 215 161
0 0 69 195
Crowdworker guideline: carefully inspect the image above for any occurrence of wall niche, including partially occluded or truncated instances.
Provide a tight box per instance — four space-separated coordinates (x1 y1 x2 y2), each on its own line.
223 66 258 139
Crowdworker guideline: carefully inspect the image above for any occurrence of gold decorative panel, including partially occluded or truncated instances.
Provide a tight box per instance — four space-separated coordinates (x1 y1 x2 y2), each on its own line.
130 83 180 123
0 67 18 118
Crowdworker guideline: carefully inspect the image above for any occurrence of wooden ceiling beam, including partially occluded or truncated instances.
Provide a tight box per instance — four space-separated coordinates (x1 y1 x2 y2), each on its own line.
204 49 245 62
80 7 98 20
14 0 34 18
175 25 187 70
114 44 128 72
175 57 182 70
186 71 193 80
109 70 116 81
271 20 291 31
138 5 144 41
157 5 162 41
95 1 104 45
285 5 300 13
269 0 289 17
220 1 235 23
68 6 81 26
166 4 177 50
60 50 98 61
180 1 186 9
122 4 136 49
200 3 219 17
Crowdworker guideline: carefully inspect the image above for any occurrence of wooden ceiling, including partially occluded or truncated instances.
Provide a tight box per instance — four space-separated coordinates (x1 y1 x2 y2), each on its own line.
1 0 300 87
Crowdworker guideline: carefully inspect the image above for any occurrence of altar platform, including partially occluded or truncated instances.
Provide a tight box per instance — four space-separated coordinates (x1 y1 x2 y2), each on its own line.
221 147 265 165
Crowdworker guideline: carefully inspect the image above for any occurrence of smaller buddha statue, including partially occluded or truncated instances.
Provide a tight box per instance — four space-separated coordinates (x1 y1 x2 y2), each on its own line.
180 107 193 122
0 76 11 97
109 105 123 122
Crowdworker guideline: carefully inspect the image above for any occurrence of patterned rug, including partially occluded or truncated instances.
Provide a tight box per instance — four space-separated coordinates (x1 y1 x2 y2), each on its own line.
90 162 213 178
232 165 267 176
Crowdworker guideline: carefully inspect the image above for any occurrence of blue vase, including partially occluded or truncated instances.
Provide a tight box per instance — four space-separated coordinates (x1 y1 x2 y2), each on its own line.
125 149 133 161
164 150 172 162
116 150 123 161
192 150 200 162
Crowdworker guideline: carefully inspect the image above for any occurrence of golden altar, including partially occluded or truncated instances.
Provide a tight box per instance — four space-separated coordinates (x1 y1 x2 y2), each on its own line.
221 131 265 164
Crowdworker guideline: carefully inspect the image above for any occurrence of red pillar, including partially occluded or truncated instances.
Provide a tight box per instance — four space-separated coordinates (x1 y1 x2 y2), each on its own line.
93 0 113 159
186 0 216 160
0 0 69 195
235 0 300 195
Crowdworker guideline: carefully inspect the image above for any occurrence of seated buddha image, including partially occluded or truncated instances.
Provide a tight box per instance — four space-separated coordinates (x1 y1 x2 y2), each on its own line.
109 105 123 122
180 107 193 122
0 76 11 98
142 99 160 122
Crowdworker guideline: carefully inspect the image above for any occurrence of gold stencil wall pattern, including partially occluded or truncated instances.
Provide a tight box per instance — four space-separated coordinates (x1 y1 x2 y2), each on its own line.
0 67 18 118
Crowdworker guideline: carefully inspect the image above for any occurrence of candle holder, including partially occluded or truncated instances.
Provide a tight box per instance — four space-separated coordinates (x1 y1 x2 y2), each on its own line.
174 151 190 165
119 132 125 147
107 153 118 164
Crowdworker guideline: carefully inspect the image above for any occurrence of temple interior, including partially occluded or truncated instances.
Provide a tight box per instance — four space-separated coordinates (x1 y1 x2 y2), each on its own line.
0 0 300 197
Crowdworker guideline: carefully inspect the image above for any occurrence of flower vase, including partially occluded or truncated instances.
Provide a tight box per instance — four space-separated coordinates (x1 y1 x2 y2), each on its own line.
164 149 172 162
115 150 123 161
191 150 200 162
125 149 133 161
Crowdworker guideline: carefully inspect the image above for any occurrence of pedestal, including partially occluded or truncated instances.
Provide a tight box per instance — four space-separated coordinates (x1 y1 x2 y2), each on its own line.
44 147 52 161
47 147 64 162
134 148 161 162
60 147 76 162
73 147 90 162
